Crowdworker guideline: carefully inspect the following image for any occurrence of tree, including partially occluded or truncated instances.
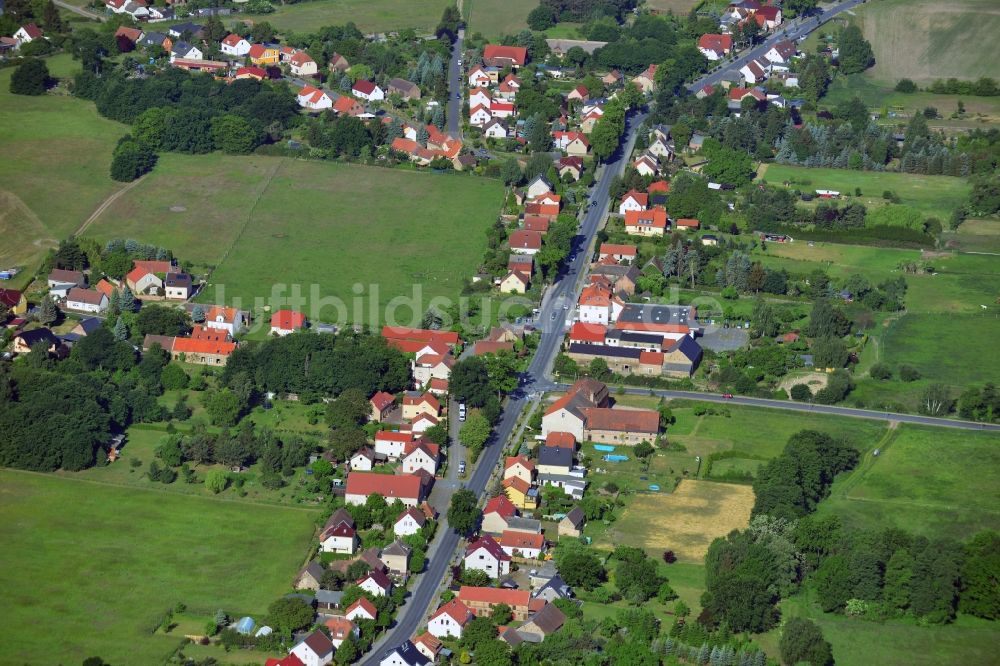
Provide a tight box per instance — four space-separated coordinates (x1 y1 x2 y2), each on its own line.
110 139 157 182
806 298 849 338
54 238 88 270
483 349 519 395
812 336 848 369
10 58 50 95
838 24 874 75
204 469 229 494
500 158 522 185
450 357 493 407
491 603 513 625
37 295 59 326
919 383 951 416
136 305 190 336
779 617 832 666
112 317 129 342
895 78 917 93
960 531 1000 619
899 365 921 382
527 5 555 31
266 596 315 634
460 413 491 453
325 387 369 430
211 114 261 154
448 488 480 536
557 546 606 590
870 362 892 380
335 633 359 665
883 548 914 613
790 384 812 401
206 389 242 427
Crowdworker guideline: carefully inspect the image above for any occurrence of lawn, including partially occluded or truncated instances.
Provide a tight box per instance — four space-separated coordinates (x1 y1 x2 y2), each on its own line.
0 469 319 665
758 164 971 221
816 424 1000 540
264 0 450 34
85 155 505 327
0 54 127 276
466 0 536 38
591 480 755 562
854 0 1000 85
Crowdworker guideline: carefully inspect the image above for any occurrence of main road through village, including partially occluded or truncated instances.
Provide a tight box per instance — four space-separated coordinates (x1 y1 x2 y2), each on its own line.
363 1 998 661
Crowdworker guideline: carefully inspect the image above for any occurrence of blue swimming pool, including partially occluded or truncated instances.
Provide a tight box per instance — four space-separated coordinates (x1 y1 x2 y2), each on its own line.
594 444 616 452
649 484 661 491
603 454 629 462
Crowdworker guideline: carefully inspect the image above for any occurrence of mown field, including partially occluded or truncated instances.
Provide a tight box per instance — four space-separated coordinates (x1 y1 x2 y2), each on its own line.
264 0 450 34
466 0 535 38
0 469 319 665
816 424 1000 540
855 0 1000 85
0 54 127 280
758 164 971 221
85 154 505 326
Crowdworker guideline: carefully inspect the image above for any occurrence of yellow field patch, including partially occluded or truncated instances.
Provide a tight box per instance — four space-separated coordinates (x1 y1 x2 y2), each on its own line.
598 480 754 562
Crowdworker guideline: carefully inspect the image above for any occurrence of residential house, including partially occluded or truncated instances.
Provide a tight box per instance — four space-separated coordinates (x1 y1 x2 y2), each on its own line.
661 335 703 377
167 22 204 39
394 506 427 537
14 23 43 44
47 269 85 298
320 508 358 554
618 190 648 215
508 254 534 276
164 273 193 299
499 270 530 294
647 136 674 161
598 243 638 263
145 6 174 21
558 506 585 537
509 229 543 255
329 53 349 73
298 85 334 110
345 472 426 507
483 44 528 69
695 83 716 99
138 31 171 51
270 309 307 336
401 392 439 420
490 100 515 119
468 64 491 87
170 41 203 62
388 78 421 101
541 378 609 441
465 535 511 578
504 455 535 485
526 174 553 199
633 153 659 177
289 630 334 666
12 328 60 355
294 561 326 591
374 431 414 460
289 51 318 76
756 5 782 30
533 575 573 602
0 288 27 315
113 26 142 48
379 641 431 666
701 234 719 246
352 80 384 101
402 440 439 476
412 350 454 387
324 617 358 649
537 446 573 475
728 86 767 110
517 603 566 643
458 586 533 621
739 58 771 85
428 598 475 639
469 104 492 127
345 597 377 622
496 73 521 100
350 447 375 471
370 391 395 422
632 64 657 93
483 119 508 139
315 590 346 612
557 156 583 181
482 495 518 535
601 69 622 85
410 412 438 434
502 476 538 510
380 541 411 577
68 317 103 340
358 569 392 597
65 288 108 314
545 431 576 450
566 85 588 102
332 95 364 116
126 263 165 295
499 626 524 648
248 44 279 65
578 283 624 325
674 217 700 230
764 39 796 65
501 530 545 559
624 209 668 236
412 633 442 663
203 305 247 336
552 131 589 156
698 33 733 61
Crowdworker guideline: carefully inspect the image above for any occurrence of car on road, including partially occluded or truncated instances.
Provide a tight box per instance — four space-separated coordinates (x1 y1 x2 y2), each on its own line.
455 93 461 99
562 304 569 310
459 403 467 421
457 59 462 66
551 312 558 320
723 393 734 399
458 461 466 474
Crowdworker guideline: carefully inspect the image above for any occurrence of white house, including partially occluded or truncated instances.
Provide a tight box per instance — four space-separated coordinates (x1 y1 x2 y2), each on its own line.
14 24 43 45
170 42 202 62
345 598 377 622
464 535 511 579
350 447 375 471
427 599 474 639
203 306 247 336
290 630 335 666
220 33 251 56
469 105 492 127
379 641 430 666
289 51 318 76
468 65 491 87
740 58 771 85
319 520 358 555
468 88 491 109
410 412 438 434
394 507 427 537
500 530 545 559
352 80 384 101
47 269 84 299
618 190 647 215
526 175 553 199
764 40 797 66
402 442 438 476
65 288 108 314
374 431 412 460
483 120 508 139
358 570 392 597
297 85 333 110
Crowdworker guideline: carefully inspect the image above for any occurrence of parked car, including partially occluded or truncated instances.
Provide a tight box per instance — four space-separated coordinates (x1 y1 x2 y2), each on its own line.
459 403 467 421
722 393 734 399
458 461 466 474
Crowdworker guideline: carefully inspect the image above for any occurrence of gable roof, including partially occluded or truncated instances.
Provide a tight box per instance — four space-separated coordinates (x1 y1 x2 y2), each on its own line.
538 445 572 468
289 51 314 67
483 44 528 66
396 506 427 527
459 586 530 607
222 33 246 47
299 629 334 658
467 534 510 561
431 597 474 626
624 208 668 229
346 596 377 618
271 309 306 330
501 530 544 551
345 472 424 500
698 33 732 54
509 230 543 251
484 494 517 518
523 602 566 634
620 190 648 207
599 243 637 258
359 568 392 590
49 268 84 284
546 432 578 450
583 407 659 434
353 79 378 94
66 288 106 306
505 455 535 473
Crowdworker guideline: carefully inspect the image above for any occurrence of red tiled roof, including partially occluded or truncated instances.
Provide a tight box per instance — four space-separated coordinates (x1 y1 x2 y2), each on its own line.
505 455 534 472
235 66 267 79
459 586 530 608
382 326 459 346
270 309 306 330
674 218 700 228
624 209 668 229
248 44 271 59
569 322 607 344
599 243 637 257
353 79 377 94
95 279 116 298
346 597 377 619
346 472 424 500
376 431 415 444
523 215 550 233
222 33 245 47
67 287 105 306
647 180 670 193
324 617 356 641
370 391 395 411
0 289 23 308
430 598 474 625
501 530 544 550
524 203 560 217
640 350 664 365
483 44 528 66
698 33 732 54
502 476 531 495
484 495 517 518
172 337 237 356
290 51 314 66
509 230 543 251
583 407 659 434
620 190 648 207
473 340 515 356
545 432 576 449
20 23 43 39
466 534 510 561
265 654 305 666
403 391 439 411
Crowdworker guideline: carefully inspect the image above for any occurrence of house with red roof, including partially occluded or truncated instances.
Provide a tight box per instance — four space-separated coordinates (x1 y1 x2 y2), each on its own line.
459 586 533 621
320 510 358 554
428 598 474 639
289 629 333 666
297 85 333 110
332 95 364 116
264 654 305 666
345 597 377 622
351 79 384 101
599 243 638 263
482 495 518 534
270 309 306 336
235 66 267 80
468 64 491 87
345 472 427 507
220 33 251 56
674 217 701 230
490 101 516 119
374 430 415 459
566 85 588 102
289 51 318 76
500 530 545 559
203 305 248 336
557 156 583 181
633 153 659 177
358 569 392 597
469 104 492 127
393 506 427 537
324 616 358 649
504 455 535 485
569 322 607 345
545 431 577 450
248 44 279 65
578 283 625 325
401 391 439 420
402 440 440 476
509 230 543 255
624 209 669 237
632 64 658 93
618 190 648 215
465 535 511 578
552 131 589 156
14 24 43 45
370 391 396 422
647 180 670 193
413 632 442 662
698 33 733 61
483 44 528 68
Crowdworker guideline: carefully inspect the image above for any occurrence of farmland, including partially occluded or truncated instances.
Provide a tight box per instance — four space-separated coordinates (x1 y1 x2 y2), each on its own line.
816 425 1000 540
878 313 1000 386
466 0 535 38
85 154 505 327
0 469 319 665
757 164 971 221
0 54 127 282
590 480 755 562
264 0 451 34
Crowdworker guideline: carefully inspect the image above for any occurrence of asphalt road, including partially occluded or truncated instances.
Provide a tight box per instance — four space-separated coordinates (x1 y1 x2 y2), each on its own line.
446 29 465 138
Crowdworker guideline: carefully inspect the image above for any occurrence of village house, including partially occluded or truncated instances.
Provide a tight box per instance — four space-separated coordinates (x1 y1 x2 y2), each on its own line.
509 230 543 255
740 58 771 85
394 506 427 537
537 446 573 475
504 455 535 485
482 495 518 535
624 208 668 237
698 33 733 61
320 508 358 554
12 328 60 355
202 305 247 336
294 561 326 591
170 41 203 62
380 641 431 666
428 598 475 639
388 78 421 101
324 617 358 649
412 633 442 663
269 309 306 336
632 64 658 93
0 288 27 315
298 85 334 110
14 23 44 44
465 534 511 578
501 530 545 559
499 270 530 294
633 153 659 177
345 472 427 507
482 44 528 69
47 269 85 298
374 430 414 460
558 506 586 537
412 349 454 387
171 334 237 366
248 44 279 65
65 287 108 314
352 80 385 101
350 447 376 471
598 243 638 263
380 540 411 577
503 476 538 510
483 119 508 139
518 602 566 643
402 440 439 476
126 260 171 295
163 272 193 300
458 587 534 621
526 174 553 199
552 131 589 156
618 190 648 215
329 53 349 73
289 630 334 666
333 95 365 116
358 569 393 597
345 597 378 622
369 391 395 422
289 51 318 76
578 284 624 326
557 156 583 181
401 391 439 420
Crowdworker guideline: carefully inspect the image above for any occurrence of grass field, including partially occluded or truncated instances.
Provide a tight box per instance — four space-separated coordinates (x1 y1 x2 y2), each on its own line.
264 0 450 34
817 425 1000 540
855 0 1000 85
879 313 1000 386
0 54 127 276
758 164 971 221
466 0 535 38
645 0 699 15
592 481 754 562
942 218 1000 253
85 154 505 326
0 469 319 665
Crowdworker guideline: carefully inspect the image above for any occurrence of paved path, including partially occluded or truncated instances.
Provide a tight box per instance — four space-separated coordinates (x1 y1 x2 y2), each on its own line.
53 0 104 21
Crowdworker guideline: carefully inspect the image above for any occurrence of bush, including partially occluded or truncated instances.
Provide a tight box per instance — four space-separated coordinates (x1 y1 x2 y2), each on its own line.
110 138 157 182
895 78 917 93
10 58 51 95
869 362 892 380
899 365 921 382
790 383 812 401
